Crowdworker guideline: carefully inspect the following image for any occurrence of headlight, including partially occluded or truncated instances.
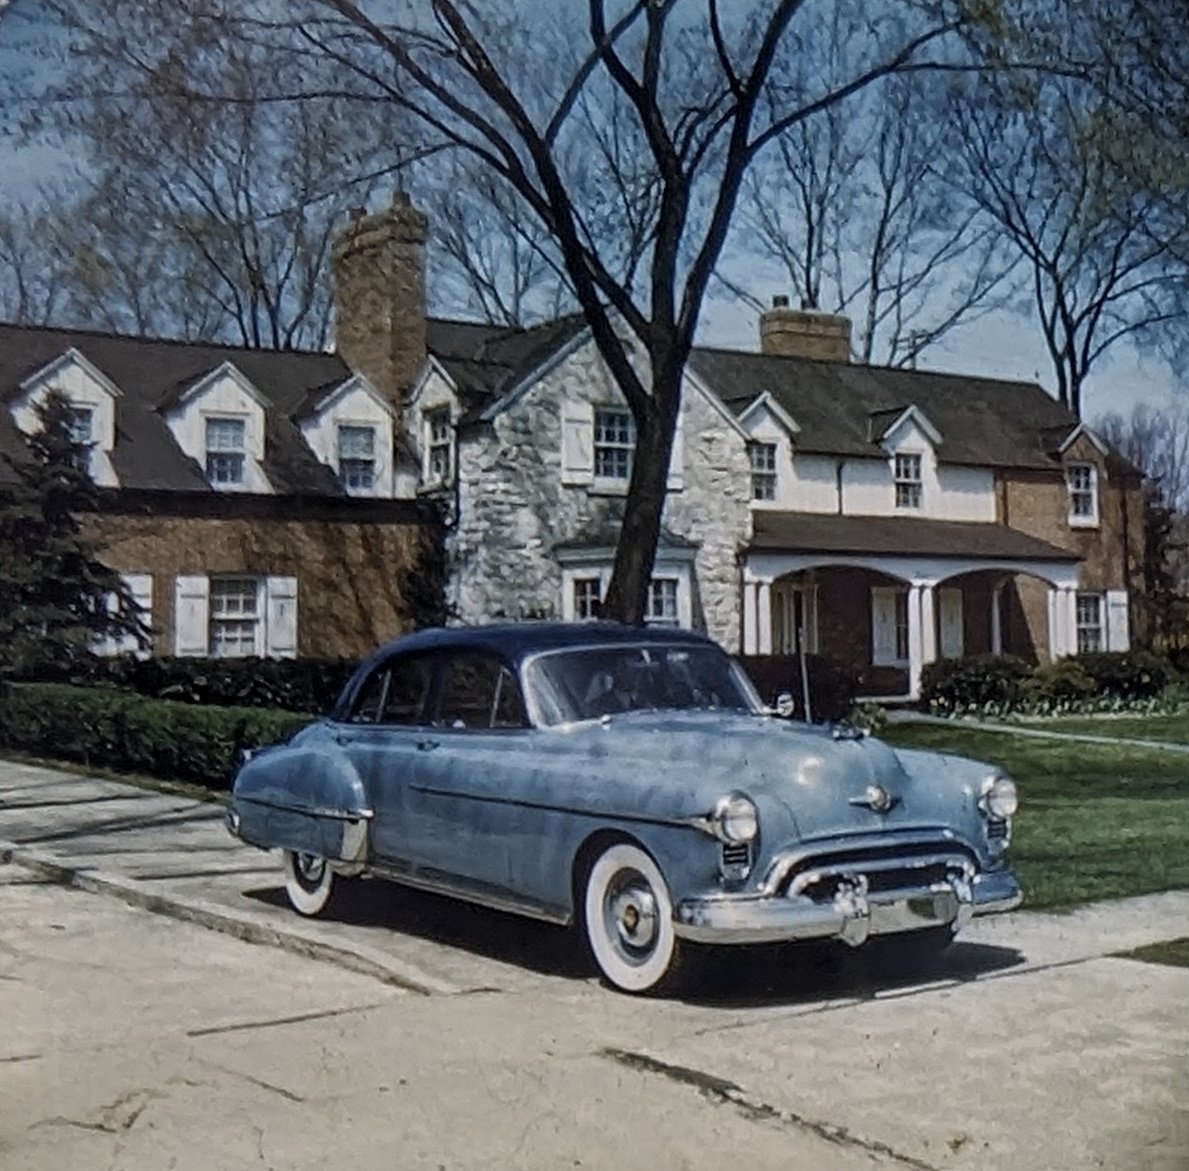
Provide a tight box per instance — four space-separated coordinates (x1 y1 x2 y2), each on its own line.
980 775 1018 819
711 792 759 844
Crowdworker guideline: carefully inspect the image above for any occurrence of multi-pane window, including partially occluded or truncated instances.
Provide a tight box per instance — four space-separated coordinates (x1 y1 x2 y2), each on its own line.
426 408 452 483
65 406 94 474
338 425 376 492
594 408 635 481
1067 463 1098 524
749 442 777 501
209 577 259 657
573 576 602 620
205 417 246 486
646 578 679 626
1076 593 1104 653
893 589 910 660
894 453 922 509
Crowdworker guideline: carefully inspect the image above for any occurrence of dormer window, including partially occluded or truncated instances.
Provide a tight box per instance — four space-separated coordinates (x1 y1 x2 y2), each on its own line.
749 441 777 500
1067 463 1098 526
594 408 634 481
205 417 246 486
65 406 95 475
426 408 452 483
338 424 376 493
894 453 922 509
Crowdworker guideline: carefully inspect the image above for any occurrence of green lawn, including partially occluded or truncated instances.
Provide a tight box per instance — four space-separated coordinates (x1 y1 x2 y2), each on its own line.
881 725 1189 910
1119 938 1189 968
1015 711 1189 744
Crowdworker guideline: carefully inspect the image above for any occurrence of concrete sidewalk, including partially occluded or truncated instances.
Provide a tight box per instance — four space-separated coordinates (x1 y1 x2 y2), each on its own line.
3 755 1189 995
888 708 1189 753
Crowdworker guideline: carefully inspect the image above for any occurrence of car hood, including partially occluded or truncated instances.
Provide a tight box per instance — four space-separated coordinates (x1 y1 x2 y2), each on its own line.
552 711 990 847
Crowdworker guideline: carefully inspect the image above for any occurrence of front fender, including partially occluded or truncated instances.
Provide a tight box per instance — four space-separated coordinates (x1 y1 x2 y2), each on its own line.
229 744 371 863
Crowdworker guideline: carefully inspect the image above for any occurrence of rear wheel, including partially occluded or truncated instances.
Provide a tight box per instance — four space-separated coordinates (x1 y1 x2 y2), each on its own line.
581 842 689 995
282 850 341 917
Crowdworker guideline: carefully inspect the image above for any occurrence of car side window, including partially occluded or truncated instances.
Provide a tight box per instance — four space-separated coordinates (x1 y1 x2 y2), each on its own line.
435 654 526 730
381 655 434 725
349 668 390 724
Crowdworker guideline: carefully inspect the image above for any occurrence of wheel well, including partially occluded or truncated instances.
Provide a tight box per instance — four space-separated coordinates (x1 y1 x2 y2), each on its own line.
571 829 637 920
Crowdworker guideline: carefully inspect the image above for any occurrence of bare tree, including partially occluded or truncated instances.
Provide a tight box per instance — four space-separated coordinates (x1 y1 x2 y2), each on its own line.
41 0 1077 620
947 73 1189 417
724 72 1016 366
0 202 66 324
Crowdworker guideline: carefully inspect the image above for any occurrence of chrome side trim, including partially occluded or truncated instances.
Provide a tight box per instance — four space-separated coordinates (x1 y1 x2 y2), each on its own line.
365 861 572 926
237 795 374 822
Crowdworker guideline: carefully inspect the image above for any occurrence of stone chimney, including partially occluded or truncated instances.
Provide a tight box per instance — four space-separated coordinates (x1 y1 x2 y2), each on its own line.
331 191 428 408
759 295 851 363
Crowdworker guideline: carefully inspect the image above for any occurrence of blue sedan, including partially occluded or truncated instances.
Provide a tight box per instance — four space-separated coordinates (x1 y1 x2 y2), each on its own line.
227 623 1020 994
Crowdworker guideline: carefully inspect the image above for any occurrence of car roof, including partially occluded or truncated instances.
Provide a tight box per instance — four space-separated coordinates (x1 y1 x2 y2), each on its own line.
369 621 716 666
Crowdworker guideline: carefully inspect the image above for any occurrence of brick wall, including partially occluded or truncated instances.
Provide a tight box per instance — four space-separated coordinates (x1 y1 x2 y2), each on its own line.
87 510 438 659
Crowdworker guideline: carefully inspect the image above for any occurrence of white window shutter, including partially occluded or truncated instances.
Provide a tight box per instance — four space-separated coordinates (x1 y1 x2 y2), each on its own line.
939 588 964 659
560 400 594 485
119 574 153 655
265 576 299 659
666 403 685 490
1105 589 1130 651
174 575 210 657
871 587 897 667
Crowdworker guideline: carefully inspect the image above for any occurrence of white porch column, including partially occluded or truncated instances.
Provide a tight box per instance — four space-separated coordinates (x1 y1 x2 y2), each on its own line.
743 581 759 655
919 583 937 665
991 582 1004 655
907 583 925 700
757 581 773 655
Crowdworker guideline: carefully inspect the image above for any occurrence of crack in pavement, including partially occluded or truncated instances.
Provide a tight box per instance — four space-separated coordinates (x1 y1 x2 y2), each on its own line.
29 1088 162 1135
187 999 391 1038
601 1047 938 1171
203 1062 305 1103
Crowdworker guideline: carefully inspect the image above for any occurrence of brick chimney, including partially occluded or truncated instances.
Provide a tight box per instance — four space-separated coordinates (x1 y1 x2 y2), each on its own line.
331 191 428 408
759 295 851 363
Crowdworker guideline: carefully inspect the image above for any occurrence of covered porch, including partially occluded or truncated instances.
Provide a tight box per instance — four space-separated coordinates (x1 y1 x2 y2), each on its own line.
743 513 1089 700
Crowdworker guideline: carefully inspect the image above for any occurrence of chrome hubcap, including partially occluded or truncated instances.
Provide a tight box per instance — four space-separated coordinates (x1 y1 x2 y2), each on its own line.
296 853 325 885
606 878 658 953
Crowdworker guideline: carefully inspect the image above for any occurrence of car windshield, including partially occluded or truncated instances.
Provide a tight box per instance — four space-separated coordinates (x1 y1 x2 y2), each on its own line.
525 644 760 726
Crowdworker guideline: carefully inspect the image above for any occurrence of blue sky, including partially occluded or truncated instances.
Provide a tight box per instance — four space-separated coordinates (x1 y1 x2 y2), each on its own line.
0 0 1180 423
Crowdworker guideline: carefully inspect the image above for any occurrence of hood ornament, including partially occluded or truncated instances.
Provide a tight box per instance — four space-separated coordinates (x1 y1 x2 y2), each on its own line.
850 784 899 814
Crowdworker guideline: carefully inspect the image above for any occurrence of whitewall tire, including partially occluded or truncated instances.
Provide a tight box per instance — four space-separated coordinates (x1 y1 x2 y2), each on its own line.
282 850 339 917
582 842 686 995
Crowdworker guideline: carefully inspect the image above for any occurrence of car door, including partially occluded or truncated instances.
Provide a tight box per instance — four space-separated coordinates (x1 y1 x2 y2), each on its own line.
403 651 536 899
330 651 435 868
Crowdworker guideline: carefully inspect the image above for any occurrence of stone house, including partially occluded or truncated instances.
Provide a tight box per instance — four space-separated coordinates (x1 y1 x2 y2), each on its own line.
1 193 1144 695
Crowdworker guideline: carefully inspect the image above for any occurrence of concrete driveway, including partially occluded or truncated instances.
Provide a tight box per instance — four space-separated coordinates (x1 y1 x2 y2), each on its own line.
2 759 1188 1170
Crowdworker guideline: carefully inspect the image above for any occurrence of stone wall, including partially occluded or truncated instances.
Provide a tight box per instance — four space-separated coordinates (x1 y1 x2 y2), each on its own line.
87 509 437 659
449 337 753 649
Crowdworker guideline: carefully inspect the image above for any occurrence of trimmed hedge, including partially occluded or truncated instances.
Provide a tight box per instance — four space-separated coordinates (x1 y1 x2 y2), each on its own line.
16 653 358 714
920 654 1033 715
737 654 858 722
0 682 310 789
921 650 1183 716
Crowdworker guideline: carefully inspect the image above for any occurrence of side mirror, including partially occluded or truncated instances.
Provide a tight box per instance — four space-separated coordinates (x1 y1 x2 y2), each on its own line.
774 691 796 718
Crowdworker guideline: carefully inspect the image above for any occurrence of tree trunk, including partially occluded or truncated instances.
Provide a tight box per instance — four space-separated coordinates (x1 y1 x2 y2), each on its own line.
600 361 681 624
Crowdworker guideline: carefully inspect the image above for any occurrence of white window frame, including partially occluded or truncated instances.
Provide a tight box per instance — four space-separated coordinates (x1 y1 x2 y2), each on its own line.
749 441 778 501
65 404 95 475
893 452 922 510
593 408 635 483
560 560 692 627
205 416 247 487
646 577 680 626
209 576 262 657
1067 463 1099 527
1076 592 1104 654
425 407 453 485
572 575 602 620
872 585 911 667
337 423 377 494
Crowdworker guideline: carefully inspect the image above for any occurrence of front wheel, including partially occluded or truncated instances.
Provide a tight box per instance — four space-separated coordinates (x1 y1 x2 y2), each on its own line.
582 842 689 995
282 849 342 917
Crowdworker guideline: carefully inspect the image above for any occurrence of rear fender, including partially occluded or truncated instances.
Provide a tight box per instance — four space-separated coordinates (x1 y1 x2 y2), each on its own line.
229 746 371 864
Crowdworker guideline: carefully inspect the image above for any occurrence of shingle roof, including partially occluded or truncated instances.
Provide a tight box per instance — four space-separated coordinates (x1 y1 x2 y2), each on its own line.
750 510 1080 561
691 347 1087 472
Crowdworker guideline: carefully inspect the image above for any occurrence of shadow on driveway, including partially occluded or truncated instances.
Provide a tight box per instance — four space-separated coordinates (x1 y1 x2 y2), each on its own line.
242 879 1025 1003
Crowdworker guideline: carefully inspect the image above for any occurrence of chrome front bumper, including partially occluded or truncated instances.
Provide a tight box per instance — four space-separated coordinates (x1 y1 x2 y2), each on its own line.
673 867 1021 947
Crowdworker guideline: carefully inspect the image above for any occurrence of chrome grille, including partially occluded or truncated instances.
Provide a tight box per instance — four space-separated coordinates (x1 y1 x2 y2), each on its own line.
986 820 1009 841
772 840 975 902
721 843 750 867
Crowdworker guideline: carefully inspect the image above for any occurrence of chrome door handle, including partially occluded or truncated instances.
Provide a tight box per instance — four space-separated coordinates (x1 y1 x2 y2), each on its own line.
416 739 441 752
